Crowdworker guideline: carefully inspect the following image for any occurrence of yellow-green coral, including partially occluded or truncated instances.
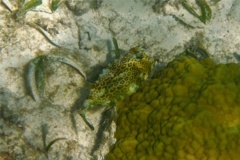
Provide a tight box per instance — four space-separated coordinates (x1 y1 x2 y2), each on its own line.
106 56 240 160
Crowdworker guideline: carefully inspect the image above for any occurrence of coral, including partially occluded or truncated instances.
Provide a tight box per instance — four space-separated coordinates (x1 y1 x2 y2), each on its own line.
105 56 240 160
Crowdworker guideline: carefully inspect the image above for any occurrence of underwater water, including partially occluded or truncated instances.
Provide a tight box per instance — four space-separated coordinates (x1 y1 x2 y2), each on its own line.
1 0 240 159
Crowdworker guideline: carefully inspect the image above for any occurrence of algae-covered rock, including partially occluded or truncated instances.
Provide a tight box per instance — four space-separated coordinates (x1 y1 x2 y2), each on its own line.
106 56 240 160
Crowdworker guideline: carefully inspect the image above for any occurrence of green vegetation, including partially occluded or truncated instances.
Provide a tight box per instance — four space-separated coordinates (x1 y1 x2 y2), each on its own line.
17 0 42 16
27 51 86 101
40 124 66 158
50 0 63 12
1 0 63 17
182 0 212 24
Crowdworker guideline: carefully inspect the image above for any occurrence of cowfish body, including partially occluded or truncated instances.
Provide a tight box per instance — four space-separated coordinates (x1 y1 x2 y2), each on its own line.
83 47 155 110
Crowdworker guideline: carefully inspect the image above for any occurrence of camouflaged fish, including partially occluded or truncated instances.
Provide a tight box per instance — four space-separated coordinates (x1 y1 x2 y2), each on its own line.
79 47 156 130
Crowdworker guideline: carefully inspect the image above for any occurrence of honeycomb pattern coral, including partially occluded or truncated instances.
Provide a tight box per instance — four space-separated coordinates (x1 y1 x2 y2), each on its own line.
105 56 240 160
84 47 155 108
